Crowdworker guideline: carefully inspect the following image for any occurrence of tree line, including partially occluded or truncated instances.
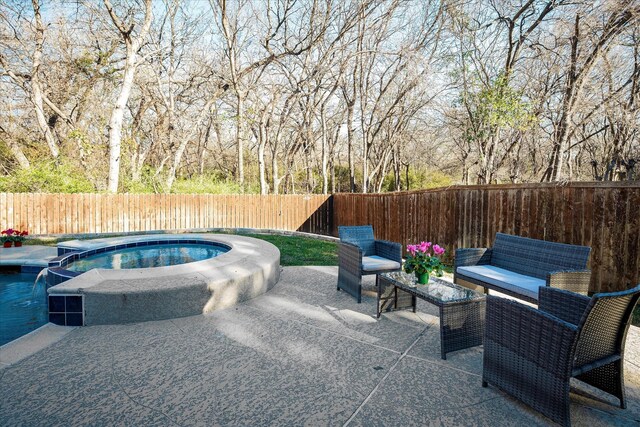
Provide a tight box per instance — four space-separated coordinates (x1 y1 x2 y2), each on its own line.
1 0 639 194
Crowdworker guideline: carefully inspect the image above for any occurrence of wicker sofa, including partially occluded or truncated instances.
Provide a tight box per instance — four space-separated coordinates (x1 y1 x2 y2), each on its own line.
454 233 591 303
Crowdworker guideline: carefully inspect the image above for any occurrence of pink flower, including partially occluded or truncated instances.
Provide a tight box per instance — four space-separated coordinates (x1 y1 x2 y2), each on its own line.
406 244 417 256
433 244 445 256
418 241 431 253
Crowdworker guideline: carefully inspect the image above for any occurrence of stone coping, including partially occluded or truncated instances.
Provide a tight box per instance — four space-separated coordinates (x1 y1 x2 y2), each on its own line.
48 234 281 325
0 324 75 368
0 245 58 268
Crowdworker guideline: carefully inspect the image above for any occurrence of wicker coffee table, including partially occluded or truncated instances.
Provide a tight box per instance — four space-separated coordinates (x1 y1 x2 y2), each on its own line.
378 271 486 359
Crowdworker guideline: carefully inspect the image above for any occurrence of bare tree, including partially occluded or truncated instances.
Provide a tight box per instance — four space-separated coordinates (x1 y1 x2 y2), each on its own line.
103 0 153 192
543 2 640 181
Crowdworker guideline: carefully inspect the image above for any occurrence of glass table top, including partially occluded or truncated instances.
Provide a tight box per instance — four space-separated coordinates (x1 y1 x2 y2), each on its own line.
379 271 485 304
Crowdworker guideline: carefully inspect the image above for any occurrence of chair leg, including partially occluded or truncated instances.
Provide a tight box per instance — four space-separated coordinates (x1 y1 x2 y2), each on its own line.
575 359 626 409
337 265 363 303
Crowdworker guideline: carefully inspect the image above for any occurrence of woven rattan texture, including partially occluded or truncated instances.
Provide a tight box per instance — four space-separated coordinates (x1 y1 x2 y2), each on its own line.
483 285 640 426
454 233 592 301
337 226 402 303
491 233 590 280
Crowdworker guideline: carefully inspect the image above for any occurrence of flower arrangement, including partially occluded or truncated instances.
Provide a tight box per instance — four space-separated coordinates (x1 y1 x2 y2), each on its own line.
1 229 28 247
404 241 446 284
0 229 11 246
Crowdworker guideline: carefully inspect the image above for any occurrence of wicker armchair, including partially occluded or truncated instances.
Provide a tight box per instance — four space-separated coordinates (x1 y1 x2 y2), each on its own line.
337 225 402 303
482 285 640 427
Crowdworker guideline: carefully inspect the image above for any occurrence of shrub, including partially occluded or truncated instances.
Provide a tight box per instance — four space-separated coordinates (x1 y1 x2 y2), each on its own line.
0 161 95 193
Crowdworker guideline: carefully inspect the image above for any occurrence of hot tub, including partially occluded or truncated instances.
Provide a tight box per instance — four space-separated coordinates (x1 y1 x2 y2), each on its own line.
46 234 280 326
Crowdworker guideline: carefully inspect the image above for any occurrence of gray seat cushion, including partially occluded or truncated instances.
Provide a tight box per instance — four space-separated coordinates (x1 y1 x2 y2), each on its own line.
362 256 401 272
457 265 545 301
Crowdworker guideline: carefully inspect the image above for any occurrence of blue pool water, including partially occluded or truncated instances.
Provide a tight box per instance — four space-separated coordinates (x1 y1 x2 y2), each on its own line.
0 271 48 346
66 243 229 272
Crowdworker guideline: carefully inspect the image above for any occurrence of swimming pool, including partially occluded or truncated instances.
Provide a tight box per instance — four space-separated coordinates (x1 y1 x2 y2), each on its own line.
65 243 229 272
0 270 47 346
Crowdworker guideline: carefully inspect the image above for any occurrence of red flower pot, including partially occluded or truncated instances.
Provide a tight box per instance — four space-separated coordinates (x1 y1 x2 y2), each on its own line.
14 241 22 247
3 242 11 248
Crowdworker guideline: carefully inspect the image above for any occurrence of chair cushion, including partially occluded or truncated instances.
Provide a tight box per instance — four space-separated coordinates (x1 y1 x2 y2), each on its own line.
362 256 401 272
456 265 545 301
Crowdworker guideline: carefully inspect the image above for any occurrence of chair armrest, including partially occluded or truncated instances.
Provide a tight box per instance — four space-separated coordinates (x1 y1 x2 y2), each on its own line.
454 248 492 268
538 286 590 326
546 269 591 294
339 242 362 267
374 240 402 263
485 295 578 377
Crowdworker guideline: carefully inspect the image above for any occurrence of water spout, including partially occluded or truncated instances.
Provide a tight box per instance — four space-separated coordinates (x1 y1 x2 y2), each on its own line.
32 268 48 300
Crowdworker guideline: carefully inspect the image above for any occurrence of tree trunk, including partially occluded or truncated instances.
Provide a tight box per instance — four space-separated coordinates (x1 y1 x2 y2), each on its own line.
362 132 368 193
346 103 356 192
6 139 30 169
257 120 268 195
320 107 328 194
392 147 400 191
107 46 137 193
31 0 58 159
271 138 281 195
104 0 152 193
236 95 245 185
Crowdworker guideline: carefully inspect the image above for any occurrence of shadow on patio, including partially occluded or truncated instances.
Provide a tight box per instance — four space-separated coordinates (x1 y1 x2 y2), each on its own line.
1 266 638 426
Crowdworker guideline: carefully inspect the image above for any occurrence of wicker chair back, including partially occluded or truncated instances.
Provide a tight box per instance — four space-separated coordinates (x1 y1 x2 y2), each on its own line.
574 285 640 367
338 225 376 256
491 232 591 280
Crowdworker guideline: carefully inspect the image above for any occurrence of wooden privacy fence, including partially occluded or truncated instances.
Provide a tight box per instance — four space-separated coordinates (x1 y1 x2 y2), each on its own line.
1 183 638 293
333 182 640 294
0 193 332 235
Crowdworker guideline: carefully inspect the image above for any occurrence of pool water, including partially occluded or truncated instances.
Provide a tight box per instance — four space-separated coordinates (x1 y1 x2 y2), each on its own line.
66 243 229 272
0 271 48 346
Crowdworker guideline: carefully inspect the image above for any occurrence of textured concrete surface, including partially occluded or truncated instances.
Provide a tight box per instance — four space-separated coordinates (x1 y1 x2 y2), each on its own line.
1 266 638 426
48 234 280 325
0 324 75 369
0 245 57 267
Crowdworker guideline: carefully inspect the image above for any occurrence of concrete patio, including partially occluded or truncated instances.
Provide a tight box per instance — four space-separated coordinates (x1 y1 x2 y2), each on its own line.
1 266 639 426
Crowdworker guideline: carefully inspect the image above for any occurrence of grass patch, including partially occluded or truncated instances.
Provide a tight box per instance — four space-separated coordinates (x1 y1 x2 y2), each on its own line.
243 233 337 266
633 306 640 327
25 232 338 267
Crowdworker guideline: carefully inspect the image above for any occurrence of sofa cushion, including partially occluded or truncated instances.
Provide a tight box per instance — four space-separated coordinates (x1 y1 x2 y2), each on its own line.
362 256 401 272
456 265 545 301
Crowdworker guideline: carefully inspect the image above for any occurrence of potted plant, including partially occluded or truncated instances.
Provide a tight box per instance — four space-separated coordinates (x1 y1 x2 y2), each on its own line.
13 230 28 247
404 241 446 284
1 229 14 248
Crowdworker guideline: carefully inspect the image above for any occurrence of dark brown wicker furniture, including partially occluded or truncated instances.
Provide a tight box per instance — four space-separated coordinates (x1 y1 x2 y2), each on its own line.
337 225 402 303
454 233 591 303
482 285 640 427
378 271 486 359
